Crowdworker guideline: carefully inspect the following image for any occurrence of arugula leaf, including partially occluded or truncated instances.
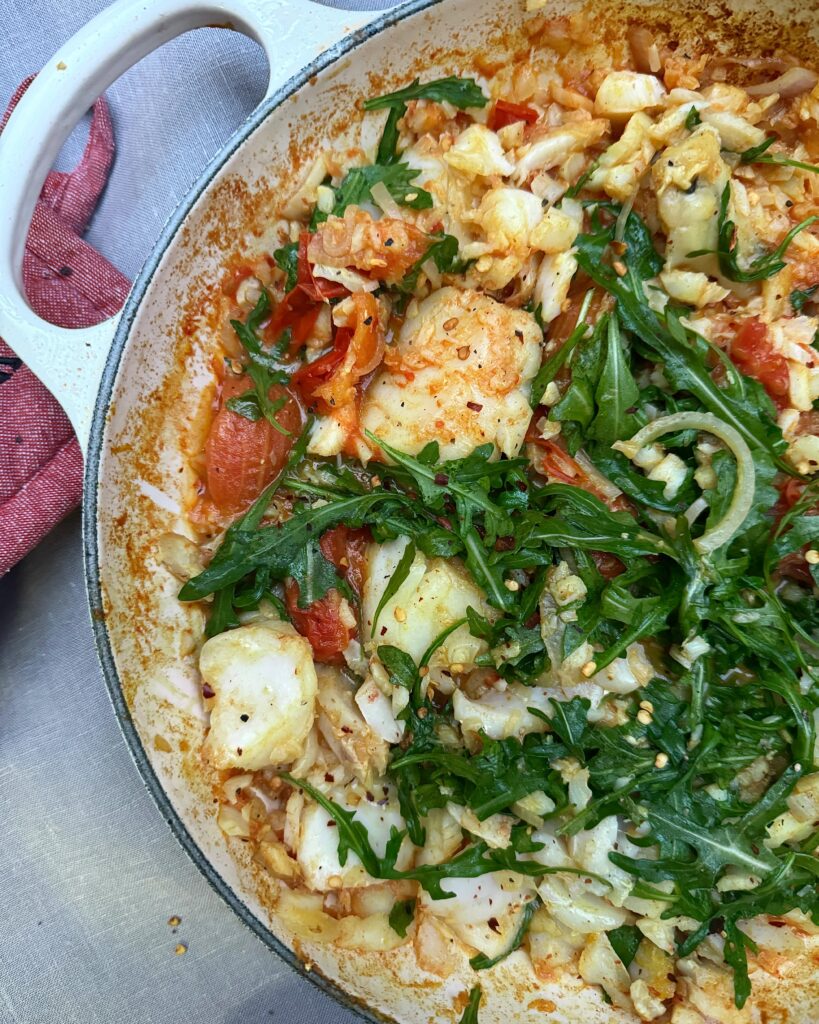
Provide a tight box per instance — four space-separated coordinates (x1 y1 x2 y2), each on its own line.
281 774 580 899
372 541 417 636
289 538 341 608
364 76 488 111
331 162 433 215
588 316 639 444
388 898 416 938
685 105 702 130
228 290 292 435
273 241 299 292
575 205 786 458
607 924 642 968
396 232 472 297
376 104 404 164
225 390 265 422
564 156 601 199
791 285 819 313
458 986 482 1024
469 896 542 970
530 309 592 406
378 645 418 690
688 183 818 283
179 491 396 599
548 697 589 758
740 134 819 176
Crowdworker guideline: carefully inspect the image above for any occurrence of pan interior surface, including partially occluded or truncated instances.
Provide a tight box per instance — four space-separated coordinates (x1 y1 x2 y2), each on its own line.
88 1 819 1021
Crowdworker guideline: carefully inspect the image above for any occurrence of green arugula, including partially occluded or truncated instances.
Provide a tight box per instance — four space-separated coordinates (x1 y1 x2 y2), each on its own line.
458 986 482 1024
225 289 292 433
388 898 416 938
791 285 819 312
739 135 819 176
364 76 488 112
685 105 702 130
575 203 787 458
608 924 642 968
469 896 542 970
371 541 417 636
273 241 299 292
395 232 472 299
687 183 817 283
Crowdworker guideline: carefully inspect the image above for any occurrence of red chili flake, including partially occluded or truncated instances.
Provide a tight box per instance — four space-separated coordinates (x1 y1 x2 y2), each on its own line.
466 401 483 412
324 772 335 783
488 917 500 933
380 626 388 636
202 683 215 699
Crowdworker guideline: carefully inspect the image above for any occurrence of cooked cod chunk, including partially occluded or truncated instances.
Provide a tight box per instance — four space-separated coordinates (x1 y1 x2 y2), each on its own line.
444 124 514 178
594 71 667 120
316 665 389 784
652 125 730 278
201 621 317 770
361 287 541 460
420 871 539 960
362 537 493 675
296 780 411 890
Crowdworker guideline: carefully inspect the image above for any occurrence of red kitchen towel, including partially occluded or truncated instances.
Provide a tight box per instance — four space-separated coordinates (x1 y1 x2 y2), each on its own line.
0 77 130 576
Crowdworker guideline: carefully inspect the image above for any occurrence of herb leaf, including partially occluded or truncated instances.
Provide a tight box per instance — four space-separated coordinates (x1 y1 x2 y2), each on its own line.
458 986 482 1024
388 898 416 938
364 76 488 111
469 896 542 970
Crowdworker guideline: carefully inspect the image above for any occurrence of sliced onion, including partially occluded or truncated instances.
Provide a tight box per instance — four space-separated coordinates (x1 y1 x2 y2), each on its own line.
370 179 403 218
614 412 755 554
574 449 623 502
684 496 710 526
312 263 379 293
628 26 662 75
747 67 818 99
614 192 636 244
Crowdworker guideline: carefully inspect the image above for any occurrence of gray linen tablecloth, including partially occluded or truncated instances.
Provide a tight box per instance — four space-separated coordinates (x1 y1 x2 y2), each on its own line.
0 2 397 1020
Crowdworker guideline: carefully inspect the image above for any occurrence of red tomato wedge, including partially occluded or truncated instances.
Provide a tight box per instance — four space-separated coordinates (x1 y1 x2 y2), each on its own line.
730 319 790 406
296 230 349 302
285 525 371 662
489 99 539 131
590 550 627 580
292 291 384 411
284 584 352 663
320 525 370 596
205 374 301 515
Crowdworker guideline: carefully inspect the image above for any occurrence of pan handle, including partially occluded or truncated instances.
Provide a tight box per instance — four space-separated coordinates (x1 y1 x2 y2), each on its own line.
0 0 384 453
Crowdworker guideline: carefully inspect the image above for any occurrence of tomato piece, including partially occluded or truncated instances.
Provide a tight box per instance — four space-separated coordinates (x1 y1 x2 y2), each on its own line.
308 211 429 284
730 319 790 406
284 525 370 662
489 99 539 131
265 287 322 352
285 583 352 663
205 374 301 515
528 435 631 511
292 328 352 402
320 525 371 596
590 550 627 579
777 551 815 586
297 230 349 301
292 291 384 411
774 477 806 521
